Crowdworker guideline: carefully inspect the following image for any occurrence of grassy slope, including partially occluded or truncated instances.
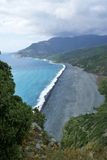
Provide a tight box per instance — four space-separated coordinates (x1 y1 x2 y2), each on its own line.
53 45 107 75
62 102 107 148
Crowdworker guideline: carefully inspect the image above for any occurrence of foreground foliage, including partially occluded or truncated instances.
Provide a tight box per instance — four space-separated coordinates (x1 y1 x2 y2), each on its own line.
33 108 46 129
46 147 107 160
0 60 33 159
0 60 46 160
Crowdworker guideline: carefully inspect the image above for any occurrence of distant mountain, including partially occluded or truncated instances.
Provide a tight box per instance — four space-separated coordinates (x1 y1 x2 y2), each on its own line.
17 35 107 58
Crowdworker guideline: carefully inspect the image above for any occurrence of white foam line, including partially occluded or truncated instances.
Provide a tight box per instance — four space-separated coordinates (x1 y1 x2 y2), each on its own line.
33 63 66 111
35 58 56 64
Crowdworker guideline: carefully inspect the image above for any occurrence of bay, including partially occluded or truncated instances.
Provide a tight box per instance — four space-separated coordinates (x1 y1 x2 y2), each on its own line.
0 54 62 107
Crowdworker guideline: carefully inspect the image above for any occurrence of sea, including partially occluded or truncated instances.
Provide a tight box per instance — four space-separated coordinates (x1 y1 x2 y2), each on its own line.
0 54 63 108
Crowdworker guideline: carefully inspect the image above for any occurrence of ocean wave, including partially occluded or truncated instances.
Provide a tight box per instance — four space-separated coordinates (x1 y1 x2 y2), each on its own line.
33 63 66 111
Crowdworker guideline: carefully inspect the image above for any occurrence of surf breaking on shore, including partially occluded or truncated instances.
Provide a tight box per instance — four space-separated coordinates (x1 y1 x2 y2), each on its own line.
33 62 66 111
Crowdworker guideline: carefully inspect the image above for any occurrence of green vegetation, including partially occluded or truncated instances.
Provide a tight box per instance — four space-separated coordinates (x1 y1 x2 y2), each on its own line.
61 78 107 149
46 148 107 160
0 60 33 159
54 45 107 75
0 60 46 160
99 78 107 100
1 45 107 159
33 108 46 129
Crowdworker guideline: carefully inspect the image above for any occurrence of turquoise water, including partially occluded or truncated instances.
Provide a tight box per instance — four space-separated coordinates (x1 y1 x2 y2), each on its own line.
0 54 62 107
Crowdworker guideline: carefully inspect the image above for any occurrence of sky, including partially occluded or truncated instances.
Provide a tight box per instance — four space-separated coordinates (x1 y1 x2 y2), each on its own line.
0 0 107 52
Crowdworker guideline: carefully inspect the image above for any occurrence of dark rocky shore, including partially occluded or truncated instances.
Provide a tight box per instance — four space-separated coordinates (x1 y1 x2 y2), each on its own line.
42 64 104 141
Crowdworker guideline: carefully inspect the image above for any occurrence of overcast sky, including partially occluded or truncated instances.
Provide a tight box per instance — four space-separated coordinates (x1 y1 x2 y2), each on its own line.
0 0 107 52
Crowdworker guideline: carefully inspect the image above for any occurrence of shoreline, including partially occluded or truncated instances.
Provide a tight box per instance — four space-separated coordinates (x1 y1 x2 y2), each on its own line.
12 54 66 111
42 64 104 140
33 61 66 111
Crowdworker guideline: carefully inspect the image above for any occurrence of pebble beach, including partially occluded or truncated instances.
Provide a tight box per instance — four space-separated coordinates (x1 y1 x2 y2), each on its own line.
42 64 104 141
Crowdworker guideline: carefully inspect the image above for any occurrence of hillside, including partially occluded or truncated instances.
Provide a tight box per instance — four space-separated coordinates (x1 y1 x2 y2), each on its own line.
54 45 107 75
17 35 107 58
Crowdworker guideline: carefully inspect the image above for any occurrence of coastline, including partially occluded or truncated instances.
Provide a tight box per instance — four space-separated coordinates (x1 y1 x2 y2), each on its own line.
11 54 66 111
33 62 66 111
42 64 104 140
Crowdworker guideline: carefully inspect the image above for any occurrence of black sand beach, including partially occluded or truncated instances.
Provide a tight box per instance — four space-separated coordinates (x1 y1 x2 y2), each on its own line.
42 64 104 141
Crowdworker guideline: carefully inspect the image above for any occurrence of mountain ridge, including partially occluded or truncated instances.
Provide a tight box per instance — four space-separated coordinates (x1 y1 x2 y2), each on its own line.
17 35 107 58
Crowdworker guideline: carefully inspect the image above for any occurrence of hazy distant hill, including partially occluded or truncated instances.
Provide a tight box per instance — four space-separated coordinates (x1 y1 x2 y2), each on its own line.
17 35 107 58
54 45 107 75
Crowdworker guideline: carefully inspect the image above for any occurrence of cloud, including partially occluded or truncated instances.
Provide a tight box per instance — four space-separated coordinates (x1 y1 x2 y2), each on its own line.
0 0 107 51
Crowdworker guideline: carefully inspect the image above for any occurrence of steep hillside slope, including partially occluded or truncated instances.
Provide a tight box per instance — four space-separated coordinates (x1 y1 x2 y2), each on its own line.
17 35 107 58
55 45 107 75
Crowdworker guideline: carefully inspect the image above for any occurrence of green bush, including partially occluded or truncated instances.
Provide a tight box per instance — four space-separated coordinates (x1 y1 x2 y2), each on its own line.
33 108 46 129
99 78 107 100
0 60 33 160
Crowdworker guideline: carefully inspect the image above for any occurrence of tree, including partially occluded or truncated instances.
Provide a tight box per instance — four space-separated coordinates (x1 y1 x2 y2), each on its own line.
0 60 33 160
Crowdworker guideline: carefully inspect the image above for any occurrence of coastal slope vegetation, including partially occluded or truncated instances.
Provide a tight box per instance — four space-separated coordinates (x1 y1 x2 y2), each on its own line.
54 45 107 75
17 35 107 58
0 60 48 160
0 60 33 159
